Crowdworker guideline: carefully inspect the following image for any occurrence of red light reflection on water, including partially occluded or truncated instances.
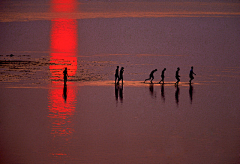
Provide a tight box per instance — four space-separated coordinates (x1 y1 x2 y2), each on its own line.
48 0 78 161
48 84 76 135
48 83 77 160
50 19 77 80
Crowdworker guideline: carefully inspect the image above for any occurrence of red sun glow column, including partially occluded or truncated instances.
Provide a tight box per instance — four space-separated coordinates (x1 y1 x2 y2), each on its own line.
48 0 78 161
50 0 78 80
50 19 78 80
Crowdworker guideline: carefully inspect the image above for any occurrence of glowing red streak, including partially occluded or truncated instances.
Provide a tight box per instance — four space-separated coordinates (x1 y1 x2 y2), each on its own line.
48 0 78 160
51 0 77 13
48 85 76 136
51 19 77 53
50 19 78 80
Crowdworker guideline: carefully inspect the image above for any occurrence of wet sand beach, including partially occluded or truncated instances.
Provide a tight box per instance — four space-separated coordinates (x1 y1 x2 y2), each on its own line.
1 1 240 163
1 81 240 163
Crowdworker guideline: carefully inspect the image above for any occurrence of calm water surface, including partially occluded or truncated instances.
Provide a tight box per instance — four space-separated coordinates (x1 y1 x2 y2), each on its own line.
0 1 240 163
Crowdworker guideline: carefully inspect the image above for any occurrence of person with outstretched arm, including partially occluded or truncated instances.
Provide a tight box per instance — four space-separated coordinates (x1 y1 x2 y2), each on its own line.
144 69 158 83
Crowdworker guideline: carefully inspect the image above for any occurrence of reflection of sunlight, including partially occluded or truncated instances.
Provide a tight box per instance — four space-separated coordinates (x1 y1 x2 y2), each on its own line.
48 84 76 137
48 0 78 161
48 83 77 160
50 19 77 80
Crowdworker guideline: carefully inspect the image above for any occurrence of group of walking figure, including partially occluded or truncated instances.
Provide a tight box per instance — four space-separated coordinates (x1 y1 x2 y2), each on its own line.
64 65 196 86
144 66 196 85
115 66 196 85
115 66 124 84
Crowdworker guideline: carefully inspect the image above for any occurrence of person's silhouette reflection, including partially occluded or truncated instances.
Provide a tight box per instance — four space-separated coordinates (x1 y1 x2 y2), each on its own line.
63 83 67 102
115 84 119 101
149 83 156 98
175 85 179 105
115 83 123 103
189 84 193 104
119 84 123 103
149 83 153 94
161 84 165 102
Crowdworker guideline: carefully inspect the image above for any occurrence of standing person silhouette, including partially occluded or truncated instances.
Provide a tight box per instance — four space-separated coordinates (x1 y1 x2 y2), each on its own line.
115 66 119 84
159 68 166 84
118 67 124 84
175 67 180 86
189 66 196 84
144 69 158 83
63 67 68 84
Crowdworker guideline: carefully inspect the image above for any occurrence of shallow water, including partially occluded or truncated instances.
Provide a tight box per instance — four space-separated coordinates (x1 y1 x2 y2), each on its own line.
1 82 240 163
1 1 240 164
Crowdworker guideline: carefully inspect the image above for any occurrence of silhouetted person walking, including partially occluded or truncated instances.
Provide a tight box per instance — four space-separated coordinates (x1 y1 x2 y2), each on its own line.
115 66 119 84
175 67 180 86
159 68 166 84
144 69 157 83
63 67 68 84
118 67 124 84
189 66 196 84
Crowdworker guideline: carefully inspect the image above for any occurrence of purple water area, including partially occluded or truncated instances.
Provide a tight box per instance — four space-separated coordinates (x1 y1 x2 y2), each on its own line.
0 1 240 163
